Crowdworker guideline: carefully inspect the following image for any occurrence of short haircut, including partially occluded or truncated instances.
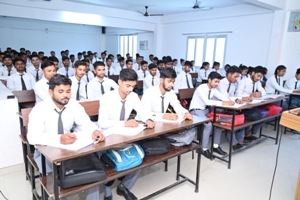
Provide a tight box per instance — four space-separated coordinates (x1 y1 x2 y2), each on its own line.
42 56 48 61
157 60 163 65
93 61 105 70
160 68 177 79
239 64 248 71
126 59 133 65
119 68 138 81
224 64 231 68
173 58 178 62
208 71 222 80
153 57 158 61
213 61 220 68
248 66 254 74
13 58 25 65
50 51 55 54
30 54 39 60
164 56 172 64
296 68 300 75
62 56 69 61
82 59 89 63
26 50 31 53
252 66 265 74
70 54 75 58
148 63 157 70
48 56 59 63
20 47 25 51
226 66 241 76
106 58 112 62
274 65 286 75
141 60 148 66
180 58 185 63
49 74 72 90
184 61 192 67
18 52 26 57
77 52 83 56
41 60 55 70
38 51 44 55
60 50 65 54
118 57 125 62
74 60 87 68
101 51 107 56
3 55 12 60
149 54 154 57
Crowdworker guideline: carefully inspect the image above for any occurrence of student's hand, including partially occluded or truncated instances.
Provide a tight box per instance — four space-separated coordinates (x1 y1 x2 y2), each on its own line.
235 99 243 104
60 133 77 145
242 96 253 102
222 101 235 106
92 130 105 143
124 119 139 128
293 90 300 93
145 120 155 129
183 112 193 120
163 113 178 120
250 92 262 98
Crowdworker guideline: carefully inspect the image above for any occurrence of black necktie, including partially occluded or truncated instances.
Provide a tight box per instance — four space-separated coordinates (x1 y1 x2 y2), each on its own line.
100 81 105 95
76 82 80 100
86 74 89 82
108 69 110 77
144 71 146 78
8 69 11 76
161 96 165 113
252 82 255 93
295 81 298 90
227 83 231 93
120 100 126 120
205 71 207 78
66 69 69 78
20 74 27 90
208 90 211 100
55 107 65 134
35 70 39 81
152 77 154 86
277 78 280 94
186 74 190 88
240 76 242 80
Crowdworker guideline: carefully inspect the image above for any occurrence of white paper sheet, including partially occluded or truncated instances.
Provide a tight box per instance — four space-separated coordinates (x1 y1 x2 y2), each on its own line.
154 115 185 123
102 124 146 137
255 94 281 100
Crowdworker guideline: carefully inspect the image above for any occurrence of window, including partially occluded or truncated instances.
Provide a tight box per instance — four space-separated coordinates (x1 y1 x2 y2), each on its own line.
119 35 137 58
186 35 227 68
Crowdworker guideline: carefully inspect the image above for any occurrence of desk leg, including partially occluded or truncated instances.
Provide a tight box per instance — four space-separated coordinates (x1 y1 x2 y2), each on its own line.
275 121 280 145
52 163 59 200
195 124 202 193
228 111 235 169
41 155 46 200
210 107 217 160
176 155 181 181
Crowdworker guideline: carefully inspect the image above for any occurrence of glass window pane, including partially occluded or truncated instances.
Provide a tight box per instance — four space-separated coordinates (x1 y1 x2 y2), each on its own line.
124 36 128 57
120 36 124 57
128 36 133 57
187 38 195 61
205 38 215 66
132 35 137 57
215 37 226 68
195 38 204 66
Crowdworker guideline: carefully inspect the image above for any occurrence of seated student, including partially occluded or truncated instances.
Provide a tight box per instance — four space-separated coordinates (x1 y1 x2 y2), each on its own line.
105 58 117 76
115 57 127 75
261 67 268 84
143 63 160 92
48 56 59 70
98 68 154 200
57 56 75 78
137 60 148 80
81 59 95 84
174 61 194 93
190 60 196 73
141 68 193 120
224 64 230 72
189 72 234 159
125 59 133 70
196 62 211 86
265 65 300 110
156 60 163 78
87 61 119 100
212 61 225 77
69 54 76 68
7 58 35 91
284 68 300 107
238 64 248 81
0 55 17 80
27 74 104 200
163 56 173 69
34 61 57 104
69 61 87 101
27 55 42 81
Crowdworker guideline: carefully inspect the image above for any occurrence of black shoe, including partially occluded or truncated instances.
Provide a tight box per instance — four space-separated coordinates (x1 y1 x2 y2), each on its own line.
213 147 227 155
243 140 253 145
202 149 213 159
104 195 112 200
244 136 258 141
233 143 244 151
117 183 138 200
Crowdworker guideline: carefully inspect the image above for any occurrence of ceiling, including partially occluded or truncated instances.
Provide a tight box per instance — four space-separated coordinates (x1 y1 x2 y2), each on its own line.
64 0 246 15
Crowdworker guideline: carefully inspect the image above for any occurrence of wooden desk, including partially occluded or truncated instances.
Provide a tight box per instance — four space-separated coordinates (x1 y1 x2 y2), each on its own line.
211 96 286 169
36 116 210 200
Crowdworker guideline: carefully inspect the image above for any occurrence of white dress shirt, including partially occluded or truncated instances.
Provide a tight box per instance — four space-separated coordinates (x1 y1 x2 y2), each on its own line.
133 63 141 72
216 78 238 99
6 72 35 91
284 77 300 91
87 77 119 100
105 66 117 76
143 74 160 92
34 77 50 104
213 68 226 77
27 98 98 145
174 71 194 93
27 66 43 81
89 63 94 71
69 76 87 101
189 84 228 110
98 89 151 129
141 85 188 118
174 65 183 75
92 57 101 64
236 76 266 97
69 61 76 68
197 69 211 82
0 66 17 80
114 64 126 75
57 67 75 78
265 75 293 94
137 70 149 80
81 71 94 84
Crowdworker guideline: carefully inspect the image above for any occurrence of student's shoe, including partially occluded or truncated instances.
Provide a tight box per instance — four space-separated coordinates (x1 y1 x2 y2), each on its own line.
244 135 258 141
243 140 253 145
202 149 213 159
213 147 227 155
117 183 138 200
104 195 112 200
233 143 244 151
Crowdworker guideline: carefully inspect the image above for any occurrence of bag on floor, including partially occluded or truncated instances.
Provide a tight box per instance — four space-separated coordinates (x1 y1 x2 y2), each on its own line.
105 143 144 172
241 109 263 121
207 112 245 126
263 104 282 116
59 153 107 188
253 108 269 118
167 127 197 146
137 135 170 155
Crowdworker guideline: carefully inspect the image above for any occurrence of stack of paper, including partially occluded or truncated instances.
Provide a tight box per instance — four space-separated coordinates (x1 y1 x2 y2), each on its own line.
102 124 146 137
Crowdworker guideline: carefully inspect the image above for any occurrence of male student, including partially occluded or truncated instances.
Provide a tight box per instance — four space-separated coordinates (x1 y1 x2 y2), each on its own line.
105 58 117 76
34 61 57 104
115 57 127 75
7 58 35 91
27 55 42 81
100 51 107 63
284 68 300 107
69 61 87 101
87 61 119 100
69 54 76 68
143 63 160 91
57 56 75 78
133 56 142 71
189 72 234 159
212 61 225 77
125 59 133 69
77 52 83 61
27 74 104 200
137 60 148 80
0 55 16 80
48 56 59 70
174 61 194 93
164 57 173 69
98 68 154 200
81 59 95 84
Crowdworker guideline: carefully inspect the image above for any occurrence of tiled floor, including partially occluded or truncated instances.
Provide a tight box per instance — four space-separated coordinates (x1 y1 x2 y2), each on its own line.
0 125 299 200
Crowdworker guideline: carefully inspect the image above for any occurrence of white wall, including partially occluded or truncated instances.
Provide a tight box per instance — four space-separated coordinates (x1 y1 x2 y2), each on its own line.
137 32 154 60
104 35 119 56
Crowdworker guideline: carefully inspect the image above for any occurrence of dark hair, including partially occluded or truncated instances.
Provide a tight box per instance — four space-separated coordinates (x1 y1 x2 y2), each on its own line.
3 55 12 60
74 60 87 68
153 57 158 61
101 51 107 56
296 68 300 75
141 61 148 66
149 54 154 57
30 54 39 60
60 51 65 54
118 57 125 62
13 58 25 65
212 61 220 69
239 64 248 71
274 65 286 75
208 71 222 80
26 50 31 53
200 62 210 69
248 66 254 74
226 66 241 76
50 51 55 54
184 61 192 67
173 58 178 62
157 60 163 65
93 61 105 70
252 66 265 74
48 56 59 63
32 51 37 55
38 51 44 55
163 56 172 64
20 47 25 51
77 52 83 56
18 52 26 57
62 56 69 61
160 68 177 79
49 74 72 90
180 58 185 63
106 57 112 62
148 63 157 70
41 60 55 70
224 64 231 69
126 59 133 65
42 56 48 61
119 68 138 81
70 54 75 58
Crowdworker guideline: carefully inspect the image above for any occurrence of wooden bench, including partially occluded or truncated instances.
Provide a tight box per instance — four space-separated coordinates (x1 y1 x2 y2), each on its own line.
178 88 196 100
108 75 119 83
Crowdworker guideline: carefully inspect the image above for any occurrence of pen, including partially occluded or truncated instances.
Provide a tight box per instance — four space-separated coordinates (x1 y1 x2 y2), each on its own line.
167 108 174 113
135 120 148 127
94 136 100 144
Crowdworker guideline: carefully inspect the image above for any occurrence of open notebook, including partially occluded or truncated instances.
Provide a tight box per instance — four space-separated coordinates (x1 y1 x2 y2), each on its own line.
102 124 146 137
153 115 185 123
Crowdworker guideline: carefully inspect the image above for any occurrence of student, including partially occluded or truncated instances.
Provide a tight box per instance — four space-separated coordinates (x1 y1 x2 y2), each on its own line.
224 64 230 72
100 51 107 63
212 61 225 77
92 52 100 63
190 60 196 73
196 62 211 86
38 51 44 60
189 72 234 159
284 68 300 107
34 61 57 104
81 59 95 83
58 50 66 68
87 61 118 100
18 52 28 69
105 58 117 76
174 61 194 92
149 54 154 63
125 59 133 69
50 51 55 57
0 55 16 80
137 60 148 80
7 58 35 91
265 65 300 110
77 52 83 61
239 64 248 80
57 56 75 78
27 54 43 81
141 68 193 120
143 63 160 92
48 56 59 70
261 67 268 84
98 68 154 200
153 57 158 65
27 74 104 200
69 54 76 68
164 57 173 69
69 61 87 101
133 56 142 71
115 57 126 75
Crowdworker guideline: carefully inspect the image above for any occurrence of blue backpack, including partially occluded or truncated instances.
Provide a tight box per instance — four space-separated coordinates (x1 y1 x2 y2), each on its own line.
105 143 145 172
